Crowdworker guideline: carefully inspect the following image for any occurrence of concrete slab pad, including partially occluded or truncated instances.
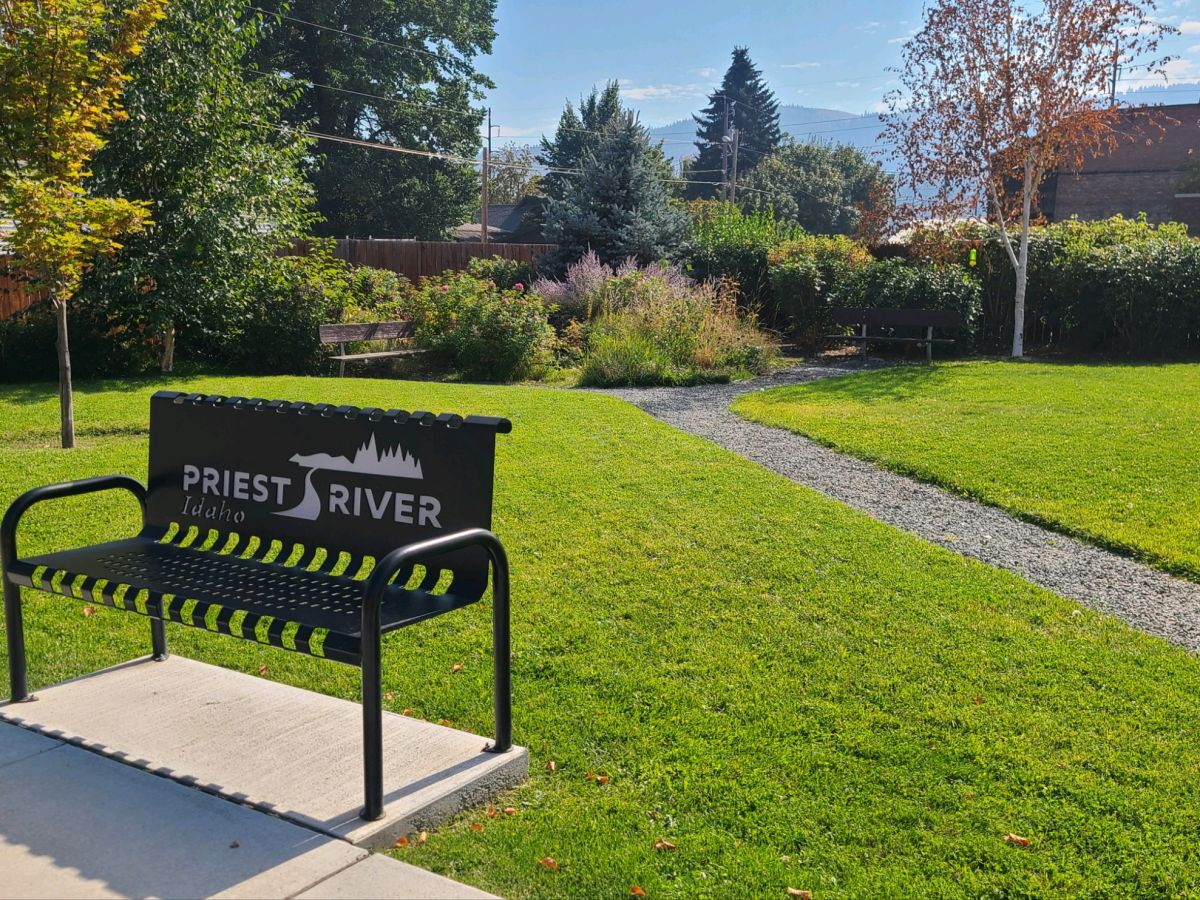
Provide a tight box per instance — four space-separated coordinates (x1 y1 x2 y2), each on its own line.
0 656 528 849
297 854 498 900
0 729 366 899
0 720 60 769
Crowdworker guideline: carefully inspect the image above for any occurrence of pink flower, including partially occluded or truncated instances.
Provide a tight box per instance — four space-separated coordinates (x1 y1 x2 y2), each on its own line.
513 282 524 291
440 284 449 292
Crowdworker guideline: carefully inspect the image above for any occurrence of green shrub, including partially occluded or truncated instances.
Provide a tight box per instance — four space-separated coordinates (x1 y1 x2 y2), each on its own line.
686 202 802 319
466 256 536 292
768 234 873 344
900 215 1200 356
410 272 557 381
839 259 982 344
229 244 353 375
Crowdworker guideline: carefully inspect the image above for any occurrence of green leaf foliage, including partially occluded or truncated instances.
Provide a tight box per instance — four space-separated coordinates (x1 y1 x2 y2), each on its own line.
81 0 317 368
742 138 893 236
253 0 495 238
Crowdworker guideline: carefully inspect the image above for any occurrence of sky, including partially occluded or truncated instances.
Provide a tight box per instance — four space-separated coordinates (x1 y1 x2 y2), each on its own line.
477 0 1200 143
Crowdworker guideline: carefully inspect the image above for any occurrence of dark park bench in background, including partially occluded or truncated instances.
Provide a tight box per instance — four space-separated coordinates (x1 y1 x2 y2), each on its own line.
2 391 514 821
829 307 961 362
319 321 424 377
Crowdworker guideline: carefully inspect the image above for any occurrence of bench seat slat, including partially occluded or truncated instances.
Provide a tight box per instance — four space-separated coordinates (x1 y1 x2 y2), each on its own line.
319 321 414 343
329 350 427 362
825 335 957 344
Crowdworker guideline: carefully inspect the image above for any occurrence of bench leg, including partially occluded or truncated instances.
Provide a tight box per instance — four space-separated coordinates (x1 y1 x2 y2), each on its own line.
926 326 934 363
360 629 384 821
150 617 169 661
3 577 33 702
487 556 513 754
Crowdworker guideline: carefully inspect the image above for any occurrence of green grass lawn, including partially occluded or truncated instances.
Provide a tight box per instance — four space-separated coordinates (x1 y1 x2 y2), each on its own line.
4 375 1200 898
733 360 1200 581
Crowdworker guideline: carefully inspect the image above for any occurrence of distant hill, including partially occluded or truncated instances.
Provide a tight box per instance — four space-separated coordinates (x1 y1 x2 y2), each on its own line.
643 88 1200 169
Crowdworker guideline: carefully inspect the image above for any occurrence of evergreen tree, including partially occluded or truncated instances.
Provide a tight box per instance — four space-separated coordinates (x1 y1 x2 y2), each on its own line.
688 47 782 199
537 81 625 203
84 0 317 370
544 112 688 271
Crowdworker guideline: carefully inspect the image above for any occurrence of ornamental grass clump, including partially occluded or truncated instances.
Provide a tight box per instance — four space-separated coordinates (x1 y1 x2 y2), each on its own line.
578 273 777 387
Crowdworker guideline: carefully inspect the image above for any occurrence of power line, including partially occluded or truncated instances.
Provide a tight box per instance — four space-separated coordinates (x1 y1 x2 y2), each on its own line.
249 6 455 63
246 69 485 121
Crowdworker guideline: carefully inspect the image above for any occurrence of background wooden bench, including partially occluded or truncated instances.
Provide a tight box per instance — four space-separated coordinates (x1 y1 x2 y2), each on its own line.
829 307 961 362
319 321 423 377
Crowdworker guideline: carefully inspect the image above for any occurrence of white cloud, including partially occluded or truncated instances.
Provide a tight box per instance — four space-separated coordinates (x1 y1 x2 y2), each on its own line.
1162 57 1200 80
1181 19 1200 32
887 35 908 44
781 61 821 69
857 20 883 31
617 80 705 102
835 81 862 88
695 67 717 78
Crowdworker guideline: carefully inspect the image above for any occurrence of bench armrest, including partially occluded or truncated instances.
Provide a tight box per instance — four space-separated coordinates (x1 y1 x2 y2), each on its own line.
361 527 512 753
1 475 148 568
363 527 507 609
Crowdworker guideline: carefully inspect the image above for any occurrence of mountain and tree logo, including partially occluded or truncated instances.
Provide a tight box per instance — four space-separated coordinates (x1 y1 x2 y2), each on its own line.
276 434 423 520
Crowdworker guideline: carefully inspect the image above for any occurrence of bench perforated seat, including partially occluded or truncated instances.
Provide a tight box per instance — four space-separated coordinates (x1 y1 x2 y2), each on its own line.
7 535 488 665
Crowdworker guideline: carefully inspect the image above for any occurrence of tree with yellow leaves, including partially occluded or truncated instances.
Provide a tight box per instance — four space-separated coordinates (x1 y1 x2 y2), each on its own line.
0 0 166 447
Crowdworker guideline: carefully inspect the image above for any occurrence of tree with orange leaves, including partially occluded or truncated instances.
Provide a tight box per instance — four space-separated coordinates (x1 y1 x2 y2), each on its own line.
883 0 1173 358
0 0 166 447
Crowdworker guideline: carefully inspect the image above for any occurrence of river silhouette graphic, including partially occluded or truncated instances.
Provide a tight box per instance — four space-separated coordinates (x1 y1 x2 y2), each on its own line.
276 435 423 520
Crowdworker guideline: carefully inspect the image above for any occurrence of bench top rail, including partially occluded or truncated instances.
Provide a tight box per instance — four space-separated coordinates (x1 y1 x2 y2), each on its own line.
319 321 414 344
831 307 962 328
144 391 510 576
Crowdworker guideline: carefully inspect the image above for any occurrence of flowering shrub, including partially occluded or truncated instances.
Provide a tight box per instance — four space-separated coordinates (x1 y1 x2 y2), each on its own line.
409 271 556 381
533 250 694 322
466 255 536 292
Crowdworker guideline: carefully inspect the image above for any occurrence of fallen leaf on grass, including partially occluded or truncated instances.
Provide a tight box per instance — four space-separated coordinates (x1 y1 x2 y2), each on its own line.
653 839 677 852
82 606 95 617
786 890 811 899
586 771 595 781
546 760 557 772
393 835 409 848
503 807 518 816
402 708 414 716
538 857 558 871
486 805 498 818
1004 833 1031 848
470 823 484 832
630 886 647 897
417 831 428 845
438 718 453 727
258 665 268 676
972 696 984 705
451 663 464 674
596 774 610 785
384 692 394 701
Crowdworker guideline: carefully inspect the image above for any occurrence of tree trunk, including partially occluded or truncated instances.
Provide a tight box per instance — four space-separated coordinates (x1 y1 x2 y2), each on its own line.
1011 158 1035 359
161 323 175 373
53 295 76 449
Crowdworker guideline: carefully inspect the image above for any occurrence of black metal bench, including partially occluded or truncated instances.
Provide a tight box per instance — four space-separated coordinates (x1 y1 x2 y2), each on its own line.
1 391 513 821
320 321 424 377
829 307 961 362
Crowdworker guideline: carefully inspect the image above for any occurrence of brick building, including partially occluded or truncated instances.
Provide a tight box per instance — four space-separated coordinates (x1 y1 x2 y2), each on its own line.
1039 102 1200 232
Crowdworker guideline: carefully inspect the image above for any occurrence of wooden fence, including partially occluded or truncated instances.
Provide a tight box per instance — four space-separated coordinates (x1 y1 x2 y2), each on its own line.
0 256 44 320
297 239 558 281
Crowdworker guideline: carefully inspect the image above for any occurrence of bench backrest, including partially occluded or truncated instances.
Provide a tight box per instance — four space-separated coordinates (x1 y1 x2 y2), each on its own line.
145 391 510 577
318 321 414 345
831 307 962 329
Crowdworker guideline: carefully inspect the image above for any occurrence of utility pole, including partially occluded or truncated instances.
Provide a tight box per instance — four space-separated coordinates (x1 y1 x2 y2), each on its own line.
729 126 739 204
721 95 730 200
481 108 491 247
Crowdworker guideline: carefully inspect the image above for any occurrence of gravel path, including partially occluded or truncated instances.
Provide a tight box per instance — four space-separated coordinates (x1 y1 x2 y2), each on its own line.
596 361 1200 652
